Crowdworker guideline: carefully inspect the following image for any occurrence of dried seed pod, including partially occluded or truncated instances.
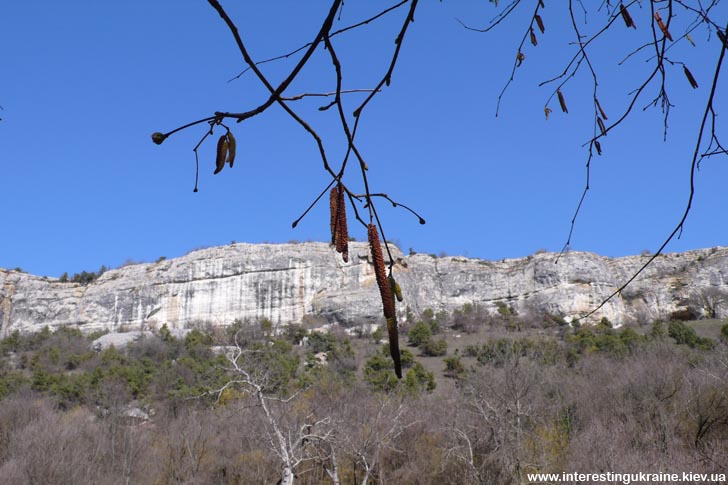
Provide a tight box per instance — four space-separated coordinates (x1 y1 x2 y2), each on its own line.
686 33 695 47
226 132 236 168
389 274 403 302
214 134 227 175
386 316 402 378
619 4 636 29
530 29 538 46
654 12 673 41
516 51 525 66
595 97 608 120
683 65 698 89
594 140 602 155
597 117 607 137
544 106 552 120
534 14 545 33
557 89 568 113
335 184 349 263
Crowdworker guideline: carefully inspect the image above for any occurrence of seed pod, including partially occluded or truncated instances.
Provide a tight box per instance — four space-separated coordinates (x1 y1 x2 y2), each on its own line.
683 65 698 89
386 316 402 378
534 14 545 33
557 89 568 113
597 117 607 137
594 140 602 155
214 134 227 174
389 274 403 303
619 4 636 29
516 51 525 66
686 33 695 47
530 29 538 46
335 184 349 263
226 132 236 168
595 97 608 120
654 12 673 41
544 106 552 120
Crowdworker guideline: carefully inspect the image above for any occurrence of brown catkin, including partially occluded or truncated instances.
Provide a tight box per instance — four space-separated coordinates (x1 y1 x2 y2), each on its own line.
594 140 602 155
226 132 236 168
595 98 608 120
369 224 394 319
369 223 400 377
683 66 698 89
597 117 607 137
386 316 402 378
214 134 227 174
335 184 349 263
530 29 538 46
654 12 673 41
329 187 338 245
557 90 568 113
534 14 545 33
620 4 636 29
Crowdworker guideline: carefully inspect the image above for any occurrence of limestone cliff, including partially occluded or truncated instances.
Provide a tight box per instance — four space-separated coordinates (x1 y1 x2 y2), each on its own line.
1 242 727 336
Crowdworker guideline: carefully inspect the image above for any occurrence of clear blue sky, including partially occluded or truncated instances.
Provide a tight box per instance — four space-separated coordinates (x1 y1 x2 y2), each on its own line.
1 1 726 277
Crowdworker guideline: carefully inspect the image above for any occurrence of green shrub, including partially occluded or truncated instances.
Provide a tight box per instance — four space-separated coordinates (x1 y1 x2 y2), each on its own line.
421 338 447 357
720 322 728 343
668 321 715 350
444 356 465 379
408 321 432 347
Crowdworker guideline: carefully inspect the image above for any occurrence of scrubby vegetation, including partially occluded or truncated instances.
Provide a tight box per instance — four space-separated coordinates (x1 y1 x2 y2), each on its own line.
0 308 727 484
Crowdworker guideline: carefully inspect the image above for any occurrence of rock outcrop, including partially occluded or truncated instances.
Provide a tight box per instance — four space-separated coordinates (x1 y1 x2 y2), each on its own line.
1 242 727 336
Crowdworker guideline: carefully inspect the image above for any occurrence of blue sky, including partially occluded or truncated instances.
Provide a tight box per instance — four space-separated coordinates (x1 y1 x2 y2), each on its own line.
1 1 726 277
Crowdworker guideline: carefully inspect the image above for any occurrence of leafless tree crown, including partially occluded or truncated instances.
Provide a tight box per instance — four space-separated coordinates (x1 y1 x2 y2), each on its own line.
151 1 728 372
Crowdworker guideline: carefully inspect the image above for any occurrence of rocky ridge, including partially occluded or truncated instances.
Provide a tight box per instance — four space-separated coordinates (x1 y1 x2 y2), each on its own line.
1 242 727 336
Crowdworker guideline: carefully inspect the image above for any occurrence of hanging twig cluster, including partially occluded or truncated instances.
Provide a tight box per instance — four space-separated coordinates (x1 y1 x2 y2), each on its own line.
151 0 428 377
150 0 727 372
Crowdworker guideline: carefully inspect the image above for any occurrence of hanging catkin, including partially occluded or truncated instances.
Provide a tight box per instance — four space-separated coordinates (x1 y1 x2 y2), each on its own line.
368 223 401 378
335 184 349 263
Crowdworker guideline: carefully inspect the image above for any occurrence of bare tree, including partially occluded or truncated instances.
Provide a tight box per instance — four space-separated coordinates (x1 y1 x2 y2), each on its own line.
213 345 334 485
688 286 728 318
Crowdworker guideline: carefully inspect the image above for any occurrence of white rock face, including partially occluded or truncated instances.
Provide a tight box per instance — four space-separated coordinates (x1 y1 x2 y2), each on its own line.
1 242 727 336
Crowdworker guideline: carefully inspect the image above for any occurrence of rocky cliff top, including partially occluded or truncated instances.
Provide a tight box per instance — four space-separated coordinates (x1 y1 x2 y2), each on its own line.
2 242 727 335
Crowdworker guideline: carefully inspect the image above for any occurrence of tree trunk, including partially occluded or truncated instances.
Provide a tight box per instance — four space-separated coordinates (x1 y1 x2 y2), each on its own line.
280 466 295 485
